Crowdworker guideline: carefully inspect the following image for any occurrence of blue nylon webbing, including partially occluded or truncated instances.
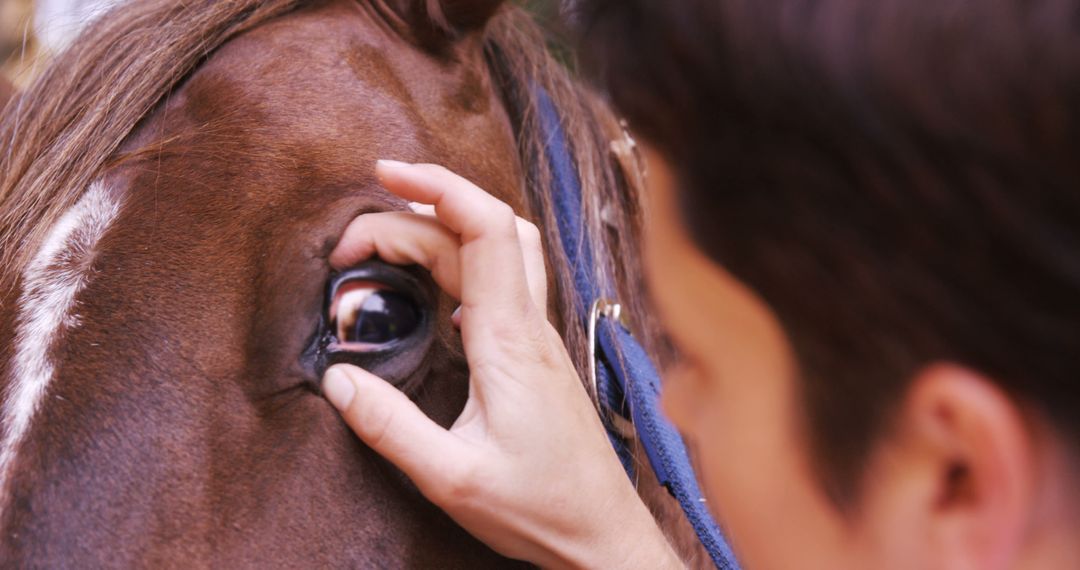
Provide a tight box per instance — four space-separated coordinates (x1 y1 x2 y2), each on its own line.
534 85 741 570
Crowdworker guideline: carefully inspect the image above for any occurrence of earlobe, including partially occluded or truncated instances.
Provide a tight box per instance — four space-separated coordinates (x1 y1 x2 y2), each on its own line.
884 364 1035 570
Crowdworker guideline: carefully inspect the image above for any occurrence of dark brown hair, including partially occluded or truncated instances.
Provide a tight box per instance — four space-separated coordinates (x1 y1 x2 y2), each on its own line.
578 0 1080 502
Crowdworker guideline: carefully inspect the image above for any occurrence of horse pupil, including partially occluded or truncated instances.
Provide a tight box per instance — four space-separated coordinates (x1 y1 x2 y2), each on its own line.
348 291 420 344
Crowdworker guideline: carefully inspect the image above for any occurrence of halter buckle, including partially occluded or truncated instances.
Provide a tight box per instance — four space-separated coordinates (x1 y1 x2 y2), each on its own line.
587 298 625 414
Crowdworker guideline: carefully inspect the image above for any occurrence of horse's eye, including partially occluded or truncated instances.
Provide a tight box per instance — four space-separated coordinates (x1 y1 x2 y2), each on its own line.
328 280 421 350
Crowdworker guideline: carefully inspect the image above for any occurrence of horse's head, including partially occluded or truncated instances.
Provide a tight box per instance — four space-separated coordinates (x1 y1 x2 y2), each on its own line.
0 0 692 566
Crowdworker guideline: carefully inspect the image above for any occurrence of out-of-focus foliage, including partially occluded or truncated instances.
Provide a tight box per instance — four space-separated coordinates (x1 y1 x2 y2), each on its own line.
1 0 39 86
517 0 561 31
515 0 574 67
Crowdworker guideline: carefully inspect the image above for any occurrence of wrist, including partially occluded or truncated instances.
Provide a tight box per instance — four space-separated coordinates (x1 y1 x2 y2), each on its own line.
537 485 684 569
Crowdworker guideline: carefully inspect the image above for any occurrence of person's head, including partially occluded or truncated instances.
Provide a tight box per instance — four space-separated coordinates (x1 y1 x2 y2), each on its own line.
578 0 1080 568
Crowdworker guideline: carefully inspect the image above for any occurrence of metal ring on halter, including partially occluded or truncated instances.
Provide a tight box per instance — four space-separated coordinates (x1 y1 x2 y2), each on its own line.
587 298 624 414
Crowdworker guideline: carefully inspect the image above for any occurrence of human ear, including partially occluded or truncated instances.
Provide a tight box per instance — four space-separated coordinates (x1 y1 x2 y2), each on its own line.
862 364 1033 570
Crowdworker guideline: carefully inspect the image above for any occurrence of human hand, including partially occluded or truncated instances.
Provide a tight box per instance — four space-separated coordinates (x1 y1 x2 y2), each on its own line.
321 161 682 569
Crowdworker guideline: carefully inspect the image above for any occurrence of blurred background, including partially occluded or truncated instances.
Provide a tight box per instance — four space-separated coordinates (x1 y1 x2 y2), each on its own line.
1 0 566 88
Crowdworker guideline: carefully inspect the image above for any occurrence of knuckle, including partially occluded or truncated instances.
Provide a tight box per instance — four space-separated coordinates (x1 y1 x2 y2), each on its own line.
431 458 480 506
519 220 543 247
358 401 397 452
478 202 518 238
503 304 558 360
490 201 517 224
469 321 554 380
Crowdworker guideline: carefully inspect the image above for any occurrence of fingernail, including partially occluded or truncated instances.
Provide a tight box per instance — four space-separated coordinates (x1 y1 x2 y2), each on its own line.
323 366 357 411
451 306 462 328
377 159 411 169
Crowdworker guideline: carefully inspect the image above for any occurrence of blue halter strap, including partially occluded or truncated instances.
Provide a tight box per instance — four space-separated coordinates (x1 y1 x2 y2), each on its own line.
534 86 741 570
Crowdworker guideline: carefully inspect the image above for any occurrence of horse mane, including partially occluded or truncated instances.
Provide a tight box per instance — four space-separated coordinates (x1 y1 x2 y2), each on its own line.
482 10 664 381
482 33 697 557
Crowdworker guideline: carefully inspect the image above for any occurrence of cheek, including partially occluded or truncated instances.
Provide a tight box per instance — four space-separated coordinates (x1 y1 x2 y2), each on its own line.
643 146 868 569
655 280 862 569
678 366 856 570
660 365 708 434
662 360 797 536
666 357 796 521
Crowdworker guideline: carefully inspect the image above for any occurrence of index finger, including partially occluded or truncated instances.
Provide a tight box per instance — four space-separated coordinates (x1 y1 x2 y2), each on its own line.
374 160 545 335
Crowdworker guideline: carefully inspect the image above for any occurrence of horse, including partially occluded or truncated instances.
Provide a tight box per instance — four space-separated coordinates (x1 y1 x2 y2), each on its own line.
0 0 708 566
0 78 11 112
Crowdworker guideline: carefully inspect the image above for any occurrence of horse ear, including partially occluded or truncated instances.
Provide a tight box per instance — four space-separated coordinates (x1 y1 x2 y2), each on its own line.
435 0 506 31
397 0 506 46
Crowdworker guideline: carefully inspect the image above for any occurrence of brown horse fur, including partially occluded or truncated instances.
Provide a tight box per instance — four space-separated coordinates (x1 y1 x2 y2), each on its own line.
0 0 709 566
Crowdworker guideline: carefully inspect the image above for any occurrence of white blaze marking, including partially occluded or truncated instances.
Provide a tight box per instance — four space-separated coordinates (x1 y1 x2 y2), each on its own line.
0 181 120 510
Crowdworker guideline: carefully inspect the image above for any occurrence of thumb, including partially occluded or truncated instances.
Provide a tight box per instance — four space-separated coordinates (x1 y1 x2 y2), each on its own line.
322 364 466 489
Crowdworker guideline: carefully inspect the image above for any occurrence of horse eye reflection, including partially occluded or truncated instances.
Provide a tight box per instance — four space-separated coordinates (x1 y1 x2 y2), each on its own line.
328 280 421 351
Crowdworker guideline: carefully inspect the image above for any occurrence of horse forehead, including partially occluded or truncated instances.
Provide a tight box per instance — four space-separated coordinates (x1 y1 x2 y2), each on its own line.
188 4 487 141
176 3 520 192
184 14 412 140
